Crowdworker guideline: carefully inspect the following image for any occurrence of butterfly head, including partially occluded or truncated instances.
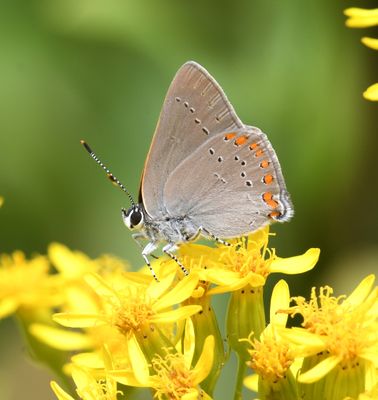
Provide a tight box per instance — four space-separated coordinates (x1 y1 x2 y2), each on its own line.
122 205 145 231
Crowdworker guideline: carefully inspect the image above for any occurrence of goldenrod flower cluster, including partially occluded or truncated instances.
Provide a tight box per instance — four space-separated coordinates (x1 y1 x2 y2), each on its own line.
344 7 378 101
1 225 376 400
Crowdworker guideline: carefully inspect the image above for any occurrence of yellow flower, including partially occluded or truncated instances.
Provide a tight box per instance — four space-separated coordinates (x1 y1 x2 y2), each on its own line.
279 275 378 399
361 37 378 50
363 83 378 101
51 361 119 400
344 8 378 28
53 271 201 384
29 246 132 356
244 280 300 400
49 243 132 315
51 345 120 400
205 227 319 295
0 196 4 207
110 335 215 400
344 8 378 101
0 251 60 319
211 227 317 351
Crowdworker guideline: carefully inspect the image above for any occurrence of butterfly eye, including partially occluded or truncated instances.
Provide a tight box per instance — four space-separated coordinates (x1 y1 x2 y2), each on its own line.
130 209 143 228
122 206 144 230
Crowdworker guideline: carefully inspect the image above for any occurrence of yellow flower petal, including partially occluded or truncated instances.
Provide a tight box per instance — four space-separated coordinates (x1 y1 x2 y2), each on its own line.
84 273 118 301
199 268 243 286
344 8 378 18
270 248 320 274
153 274 199 311
50 381 75 400
108 369 146 387
344 8 378 28
71 366 102 399
192 335 214 385
298 355 341 383
245 225 269 250
151 305 202 324
270 279 290 327
183 318 196 369
102 344 114 371
49 243 96 277
71 352 105 369
146 272 176 301
0 298 19 319
344 274 375 308
359 349 378 367
30 323 94 350
278 327 325 355
64 286 99 314
200 392 213 400
363 83 378 101
122 271 153 285
361 37 378 50
127 335 149 384
53 313 107 328
207 272 265 295
244 374 259 391
182 390 200 400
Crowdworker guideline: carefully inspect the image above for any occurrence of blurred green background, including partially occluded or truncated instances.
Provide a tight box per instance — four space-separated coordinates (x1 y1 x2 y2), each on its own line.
0 0 377 399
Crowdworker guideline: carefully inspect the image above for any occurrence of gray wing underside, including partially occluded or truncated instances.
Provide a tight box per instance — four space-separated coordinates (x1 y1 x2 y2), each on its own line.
163 128 293 238
141 61 244 218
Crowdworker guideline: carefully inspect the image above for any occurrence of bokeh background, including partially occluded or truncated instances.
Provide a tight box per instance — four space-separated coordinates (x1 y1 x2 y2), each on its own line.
0 1 377 399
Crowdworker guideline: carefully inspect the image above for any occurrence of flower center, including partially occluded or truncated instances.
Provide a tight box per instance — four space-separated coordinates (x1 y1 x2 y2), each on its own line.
219 238 274 278
290 286 376 363
113 294 155 335
152 352 194 399
248 335 294 381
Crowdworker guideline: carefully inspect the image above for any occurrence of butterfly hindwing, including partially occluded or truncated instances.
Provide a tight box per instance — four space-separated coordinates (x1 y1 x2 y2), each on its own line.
163 128 293 238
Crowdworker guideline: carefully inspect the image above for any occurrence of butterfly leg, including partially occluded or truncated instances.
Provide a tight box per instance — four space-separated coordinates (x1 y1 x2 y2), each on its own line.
162 243 189 276
141 242 159 281
200 227 231 247
132 233 159 259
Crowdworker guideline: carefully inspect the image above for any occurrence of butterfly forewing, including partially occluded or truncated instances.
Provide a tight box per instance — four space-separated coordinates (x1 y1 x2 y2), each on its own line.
141 61 244 218
163 128 293 238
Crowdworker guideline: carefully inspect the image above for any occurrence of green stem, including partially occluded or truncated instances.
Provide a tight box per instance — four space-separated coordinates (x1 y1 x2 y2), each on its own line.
234 354 248 400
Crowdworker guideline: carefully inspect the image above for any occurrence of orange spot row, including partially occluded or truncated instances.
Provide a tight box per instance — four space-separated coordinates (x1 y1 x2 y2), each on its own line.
248 142 264 158
224 132 237 141
269 211 281 219
262 192 279 209
234 135 249 146
262 192 272 201
263 174 274 184
260 160 270 168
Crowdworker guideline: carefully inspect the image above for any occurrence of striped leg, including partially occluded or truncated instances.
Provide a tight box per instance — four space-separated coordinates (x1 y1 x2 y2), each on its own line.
142 242 159 281
132 233 159 259
200 227 231 247
162 243 189 276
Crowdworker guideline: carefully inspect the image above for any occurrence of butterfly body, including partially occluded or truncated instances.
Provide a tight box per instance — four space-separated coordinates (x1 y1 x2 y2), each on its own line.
122 204 200 245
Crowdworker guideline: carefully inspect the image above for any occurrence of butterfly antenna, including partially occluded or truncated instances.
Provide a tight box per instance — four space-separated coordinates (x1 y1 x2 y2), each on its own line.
80 140 135 206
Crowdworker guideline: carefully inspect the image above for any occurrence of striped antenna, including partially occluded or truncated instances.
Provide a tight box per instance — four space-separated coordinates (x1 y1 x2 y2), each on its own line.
80 140 135 206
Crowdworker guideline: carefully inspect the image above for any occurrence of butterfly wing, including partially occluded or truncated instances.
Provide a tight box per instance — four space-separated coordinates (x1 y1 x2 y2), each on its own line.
163 128 293 238
141 61 244 218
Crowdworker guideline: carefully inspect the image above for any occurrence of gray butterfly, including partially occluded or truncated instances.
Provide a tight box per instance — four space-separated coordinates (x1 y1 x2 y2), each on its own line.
81 61 293 279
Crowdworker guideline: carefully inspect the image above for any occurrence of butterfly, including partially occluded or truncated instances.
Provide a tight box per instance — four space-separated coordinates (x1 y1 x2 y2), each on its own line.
81 61 293 280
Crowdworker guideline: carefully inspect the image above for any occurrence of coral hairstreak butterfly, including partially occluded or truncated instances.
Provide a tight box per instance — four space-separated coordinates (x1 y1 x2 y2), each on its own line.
81 61 293 279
